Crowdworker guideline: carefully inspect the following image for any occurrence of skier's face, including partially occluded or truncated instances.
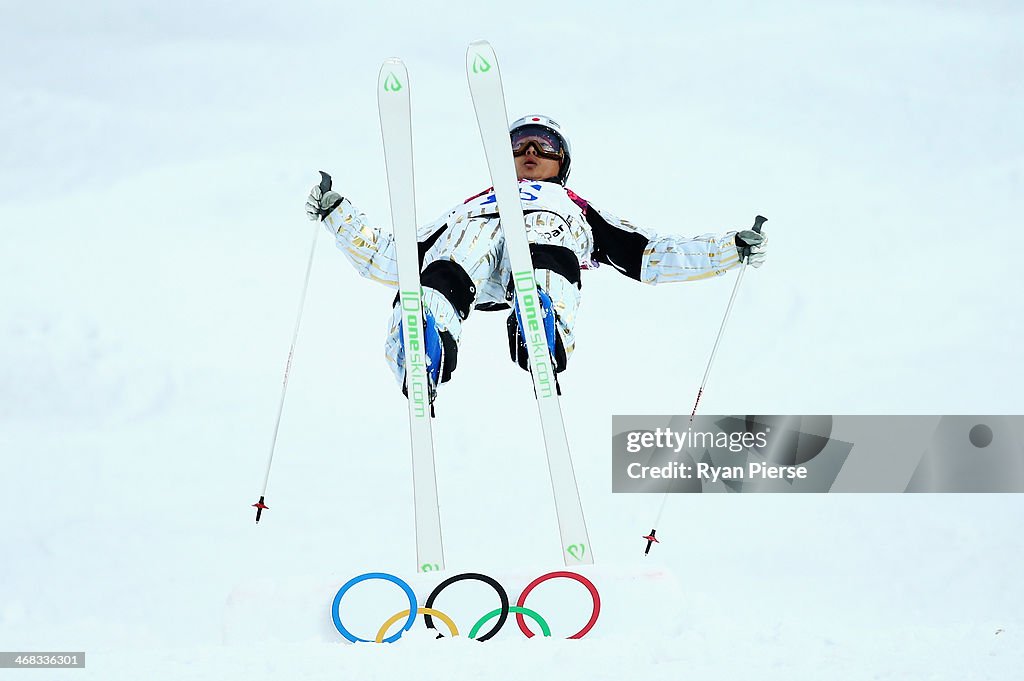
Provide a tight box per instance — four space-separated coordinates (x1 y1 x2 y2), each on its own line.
514 144 562 182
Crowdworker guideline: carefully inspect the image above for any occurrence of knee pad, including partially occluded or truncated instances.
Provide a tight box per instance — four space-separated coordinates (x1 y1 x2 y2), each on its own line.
420 260 476 321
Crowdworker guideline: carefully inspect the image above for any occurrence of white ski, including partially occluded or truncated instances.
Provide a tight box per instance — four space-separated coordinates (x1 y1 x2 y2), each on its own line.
377 59 445 573
465 40 594 566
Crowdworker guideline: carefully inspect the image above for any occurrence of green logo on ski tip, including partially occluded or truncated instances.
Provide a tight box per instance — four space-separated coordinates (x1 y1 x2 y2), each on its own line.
384 72 403 92
420 563 440 572
471 54 491 74
566 544 586 561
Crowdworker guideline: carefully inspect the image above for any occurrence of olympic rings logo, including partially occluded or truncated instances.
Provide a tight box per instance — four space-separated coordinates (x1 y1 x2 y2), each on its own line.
332 571 601 643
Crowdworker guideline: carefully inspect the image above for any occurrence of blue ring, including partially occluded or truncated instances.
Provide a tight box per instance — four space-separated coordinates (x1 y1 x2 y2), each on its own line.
332 572 417 643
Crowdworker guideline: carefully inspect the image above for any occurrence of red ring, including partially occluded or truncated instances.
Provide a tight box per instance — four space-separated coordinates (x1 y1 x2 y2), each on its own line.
515 571 601 639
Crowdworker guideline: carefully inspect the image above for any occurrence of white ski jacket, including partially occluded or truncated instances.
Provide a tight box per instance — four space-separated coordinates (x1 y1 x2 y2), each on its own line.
321 180 746 309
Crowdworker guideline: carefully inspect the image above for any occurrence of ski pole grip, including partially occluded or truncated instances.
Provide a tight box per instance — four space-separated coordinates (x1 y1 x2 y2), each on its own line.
318 171 332 193
738 215 767 261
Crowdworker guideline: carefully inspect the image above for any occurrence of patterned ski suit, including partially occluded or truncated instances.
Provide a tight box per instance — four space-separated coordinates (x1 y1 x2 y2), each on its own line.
320 180 748 385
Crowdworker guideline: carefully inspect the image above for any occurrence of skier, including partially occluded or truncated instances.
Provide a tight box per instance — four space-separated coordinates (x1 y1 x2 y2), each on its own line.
305 114 767 398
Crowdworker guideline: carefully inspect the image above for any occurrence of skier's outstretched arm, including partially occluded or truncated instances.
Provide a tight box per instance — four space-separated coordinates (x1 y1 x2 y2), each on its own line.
305 178 406 287
585 207 767 285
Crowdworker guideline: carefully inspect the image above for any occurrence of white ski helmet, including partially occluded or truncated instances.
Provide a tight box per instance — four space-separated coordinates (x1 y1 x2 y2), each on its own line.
509 114 572 184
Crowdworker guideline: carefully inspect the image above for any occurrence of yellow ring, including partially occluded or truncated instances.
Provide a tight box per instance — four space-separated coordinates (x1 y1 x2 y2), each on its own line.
375 607 459 643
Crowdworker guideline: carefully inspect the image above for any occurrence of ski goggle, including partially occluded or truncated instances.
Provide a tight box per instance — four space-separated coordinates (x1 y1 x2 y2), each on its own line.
510 126 564 161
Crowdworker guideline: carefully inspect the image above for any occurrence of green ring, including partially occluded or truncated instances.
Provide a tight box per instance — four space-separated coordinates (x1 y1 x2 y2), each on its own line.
469 606 551 639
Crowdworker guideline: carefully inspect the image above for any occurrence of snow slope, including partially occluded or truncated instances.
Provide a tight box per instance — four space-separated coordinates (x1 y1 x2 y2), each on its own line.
2 2 1022 679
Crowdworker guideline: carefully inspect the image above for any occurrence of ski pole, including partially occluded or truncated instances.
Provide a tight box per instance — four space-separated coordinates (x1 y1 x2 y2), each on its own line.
689 215 767 418
253 171 331 523
643 215 766 551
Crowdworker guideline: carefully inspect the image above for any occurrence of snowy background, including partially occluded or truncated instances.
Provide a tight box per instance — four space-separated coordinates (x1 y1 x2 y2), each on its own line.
2 1 1022 679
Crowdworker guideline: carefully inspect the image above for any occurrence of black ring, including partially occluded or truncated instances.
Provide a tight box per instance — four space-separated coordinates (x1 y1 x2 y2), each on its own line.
423 572 510 642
